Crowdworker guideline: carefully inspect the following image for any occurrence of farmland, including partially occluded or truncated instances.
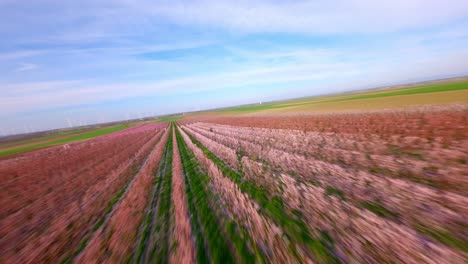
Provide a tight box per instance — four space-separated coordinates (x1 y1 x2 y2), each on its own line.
0 124 130 157
1 82 467 263
216 79 468 114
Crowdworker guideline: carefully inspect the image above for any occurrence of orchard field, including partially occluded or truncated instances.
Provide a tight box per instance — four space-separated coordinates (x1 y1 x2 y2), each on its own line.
1 82 467 263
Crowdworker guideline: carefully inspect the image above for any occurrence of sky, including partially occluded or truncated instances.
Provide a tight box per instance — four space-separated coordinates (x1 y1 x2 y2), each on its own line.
1 0 468 135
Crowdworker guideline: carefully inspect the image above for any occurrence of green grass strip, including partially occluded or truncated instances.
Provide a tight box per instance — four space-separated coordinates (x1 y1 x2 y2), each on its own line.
176 127 240 263
184 129 341 263
134 130 172 263
360 201 399 221
416 225 468 253
60 163 140 264
156 115 183 122
63 130 161 263
148 130 173 263
329 82 468 102
0 128 85 149
0 124 128 157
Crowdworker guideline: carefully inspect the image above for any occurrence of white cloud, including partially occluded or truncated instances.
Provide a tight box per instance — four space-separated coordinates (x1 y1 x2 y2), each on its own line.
15 63 38 72
0 50 46 61
0 60 360 114
3 44 468 117
2 0 468 44
141 0 468 34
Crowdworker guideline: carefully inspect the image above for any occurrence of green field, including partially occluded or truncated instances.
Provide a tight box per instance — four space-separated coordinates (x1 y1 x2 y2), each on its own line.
0 124 128 157
325 82 468 102
156 115 184 122
219 81 468 113
0 128 86 149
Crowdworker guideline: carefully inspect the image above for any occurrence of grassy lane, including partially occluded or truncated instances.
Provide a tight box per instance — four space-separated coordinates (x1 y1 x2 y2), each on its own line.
76 128 170 263
170 127 196 263
187 123 468 252
176 126 261 263
146 129 173 263
132 127 174 264
62 130 164 263
0 124 128 157
182 127 341 263
176 126 233 263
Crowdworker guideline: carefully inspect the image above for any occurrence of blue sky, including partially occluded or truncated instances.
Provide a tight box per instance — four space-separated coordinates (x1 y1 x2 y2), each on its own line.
1 0 468 135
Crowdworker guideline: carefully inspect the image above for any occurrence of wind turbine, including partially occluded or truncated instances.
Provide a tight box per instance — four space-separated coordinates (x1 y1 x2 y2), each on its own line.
66 118 72 128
